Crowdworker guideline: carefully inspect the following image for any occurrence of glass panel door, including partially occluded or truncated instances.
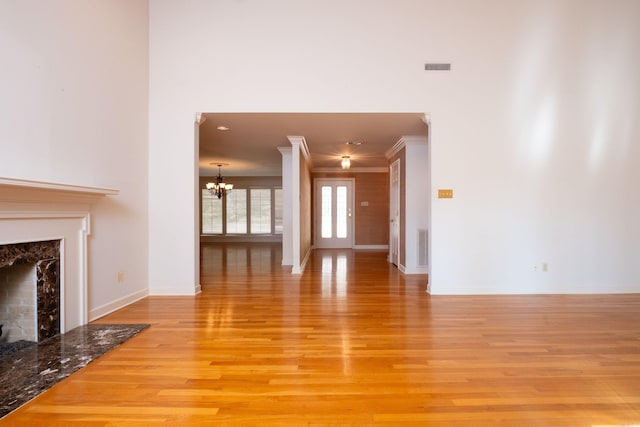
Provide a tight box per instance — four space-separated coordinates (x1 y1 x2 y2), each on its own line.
315 179 354 248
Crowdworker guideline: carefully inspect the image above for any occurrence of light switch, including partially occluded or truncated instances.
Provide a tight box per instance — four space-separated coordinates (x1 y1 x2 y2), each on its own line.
438 189 454 199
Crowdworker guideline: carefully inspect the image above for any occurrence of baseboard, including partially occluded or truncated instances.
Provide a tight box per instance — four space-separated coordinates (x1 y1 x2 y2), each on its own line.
353 245 388 250
403 266 429 275
201 235 282 243
149 283 201 296
292 246 313 274
89 288 149 321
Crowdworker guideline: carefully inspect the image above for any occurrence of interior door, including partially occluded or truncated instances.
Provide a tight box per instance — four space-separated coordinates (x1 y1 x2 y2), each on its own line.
389 159 400 266
315 179 354 248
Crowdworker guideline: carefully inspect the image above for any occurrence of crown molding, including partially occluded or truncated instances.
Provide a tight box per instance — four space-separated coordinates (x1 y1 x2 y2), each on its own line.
287 135 312 164
385 135 428 159
312 167 388 173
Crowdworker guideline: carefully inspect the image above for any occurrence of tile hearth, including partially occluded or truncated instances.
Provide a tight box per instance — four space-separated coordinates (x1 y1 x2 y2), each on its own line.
0 323 148 418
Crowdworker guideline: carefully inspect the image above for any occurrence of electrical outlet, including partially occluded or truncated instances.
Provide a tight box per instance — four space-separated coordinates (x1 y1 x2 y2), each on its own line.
533 264 538 272
117 272 124 283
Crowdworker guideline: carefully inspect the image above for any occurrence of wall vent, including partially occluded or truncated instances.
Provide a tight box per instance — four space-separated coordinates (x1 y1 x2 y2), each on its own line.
418 229 428 267
424 63 451 71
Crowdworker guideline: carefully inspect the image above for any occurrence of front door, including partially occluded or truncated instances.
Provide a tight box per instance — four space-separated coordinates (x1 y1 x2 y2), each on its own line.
315 179 354 248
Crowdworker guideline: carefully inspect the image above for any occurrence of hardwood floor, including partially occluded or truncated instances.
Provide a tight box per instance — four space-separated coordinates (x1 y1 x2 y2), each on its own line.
3 242 640 426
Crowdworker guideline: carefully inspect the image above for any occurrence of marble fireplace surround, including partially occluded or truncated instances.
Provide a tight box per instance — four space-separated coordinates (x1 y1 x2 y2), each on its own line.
0 178 118 335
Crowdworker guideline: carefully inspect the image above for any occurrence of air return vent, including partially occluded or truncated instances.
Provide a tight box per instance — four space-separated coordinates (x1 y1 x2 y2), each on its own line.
418 229 428 267
424 63 451 71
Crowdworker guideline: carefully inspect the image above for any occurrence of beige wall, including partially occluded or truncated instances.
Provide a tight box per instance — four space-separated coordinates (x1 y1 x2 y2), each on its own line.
313 172 389 246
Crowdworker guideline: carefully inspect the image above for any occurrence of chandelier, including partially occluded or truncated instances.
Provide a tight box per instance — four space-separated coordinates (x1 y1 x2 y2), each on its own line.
206 164 233 199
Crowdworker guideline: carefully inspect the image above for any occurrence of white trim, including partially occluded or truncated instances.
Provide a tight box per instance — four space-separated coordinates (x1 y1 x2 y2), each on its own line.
288 137 302 274
0 210 91 333
353 245 388 250
403 266 429 275
0 177 118 196
89 288 149 321
426 116 433 287
312 167 387 173
385 135 428 159
397 264 429 275
195 112 206 125
293 245 312 274
79 224 88 326
288 135 312 163
389 159 401 268
278 147 293 266
0 211 92 221
149 283 202 296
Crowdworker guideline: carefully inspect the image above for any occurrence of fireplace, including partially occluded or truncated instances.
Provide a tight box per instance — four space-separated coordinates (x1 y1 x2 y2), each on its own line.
0 240 61 343
0 177 119 338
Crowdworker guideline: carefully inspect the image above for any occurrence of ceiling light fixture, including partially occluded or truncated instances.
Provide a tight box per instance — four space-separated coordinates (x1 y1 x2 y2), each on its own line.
346 141 362 146
341 156 351 170
216 126 230 131
206 164 234 199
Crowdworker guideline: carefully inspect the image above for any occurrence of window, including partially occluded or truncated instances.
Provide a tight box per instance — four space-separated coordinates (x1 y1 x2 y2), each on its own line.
336 185 347 238
202 190 223 234
274 188 283 234
250 189 271 234
321 186 332 238
226 189 247 234
201 185 282 236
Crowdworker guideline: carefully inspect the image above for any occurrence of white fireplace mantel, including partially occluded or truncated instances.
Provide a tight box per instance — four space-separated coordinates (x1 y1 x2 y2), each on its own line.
0 177 119 203
0 177 119 334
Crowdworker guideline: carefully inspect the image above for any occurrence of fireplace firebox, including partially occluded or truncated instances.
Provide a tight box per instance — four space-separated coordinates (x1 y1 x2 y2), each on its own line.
0 240 60 343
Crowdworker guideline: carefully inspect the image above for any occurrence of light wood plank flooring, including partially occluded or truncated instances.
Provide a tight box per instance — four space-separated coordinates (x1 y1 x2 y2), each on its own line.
3 242 640 426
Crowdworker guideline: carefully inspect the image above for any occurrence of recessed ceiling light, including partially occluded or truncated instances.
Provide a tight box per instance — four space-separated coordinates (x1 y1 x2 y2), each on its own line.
346 141 362 145
216 126 230 131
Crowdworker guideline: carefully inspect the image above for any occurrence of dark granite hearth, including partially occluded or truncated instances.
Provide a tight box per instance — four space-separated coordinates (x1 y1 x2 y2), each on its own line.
0 323 148 419
0 340 36 357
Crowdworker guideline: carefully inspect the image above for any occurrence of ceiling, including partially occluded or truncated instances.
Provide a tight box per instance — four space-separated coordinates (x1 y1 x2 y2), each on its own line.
199 113 428 176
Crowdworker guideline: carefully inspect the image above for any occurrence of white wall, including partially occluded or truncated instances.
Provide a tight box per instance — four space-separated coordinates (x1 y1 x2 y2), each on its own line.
404 140 429 275
0 1 150 316
149 0 640 295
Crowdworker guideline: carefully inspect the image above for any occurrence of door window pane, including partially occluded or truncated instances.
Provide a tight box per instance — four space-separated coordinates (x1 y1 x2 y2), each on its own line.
226 189 247 233
321 186 332 238
250 189 271 234
202 189 223 234
336 185 347 238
